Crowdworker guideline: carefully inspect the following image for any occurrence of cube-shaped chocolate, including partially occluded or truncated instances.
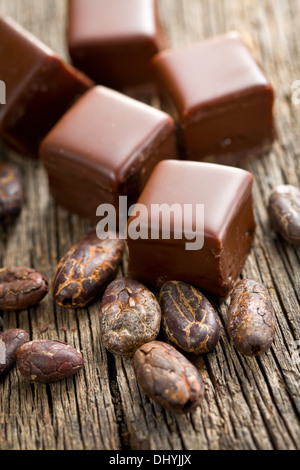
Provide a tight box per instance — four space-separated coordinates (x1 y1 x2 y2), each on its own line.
0 17 93 157
67 0 164 89
127 160 255 297
152 32 275 165
40 86 176 223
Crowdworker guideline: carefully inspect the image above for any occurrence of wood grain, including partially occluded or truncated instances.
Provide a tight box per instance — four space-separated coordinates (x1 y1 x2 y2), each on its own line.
0 0 299 450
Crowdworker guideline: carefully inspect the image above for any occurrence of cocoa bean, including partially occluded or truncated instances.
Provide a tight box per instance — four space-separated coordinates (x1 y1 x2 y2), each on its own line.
16 340 84 383
0 329 29 377
228 279 276 356
268 184 300 245
133 341 205 413
0 267 48 311
52 232 124 308
159 281 221 354
0 162 24 223
100 277 161 357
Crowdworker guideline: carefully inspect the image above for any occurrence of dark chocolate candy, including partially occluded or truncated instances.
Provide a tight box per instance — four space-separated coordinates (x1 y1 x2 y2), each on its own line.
40 86 176 223
152 32 275 165
0 16 93 157
67 0 164 89
127 160 255 298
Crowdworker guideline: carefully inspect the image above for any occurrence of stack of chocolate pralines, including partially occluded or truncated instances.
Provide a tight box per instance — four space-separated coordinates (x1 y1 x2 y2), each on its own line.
0 0 300 415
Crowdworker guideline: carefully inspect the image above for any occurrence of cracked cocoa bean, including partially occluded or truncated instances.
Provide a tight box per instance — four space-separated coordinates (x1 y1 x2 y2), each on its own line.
0 267 49 311
0 162 24 224
228 279 275 356
52 231 125 308
133 341 205 413
100 277 161 357
16 340 84 383
159 281 221 354
268 184 300 245
0 329 29 377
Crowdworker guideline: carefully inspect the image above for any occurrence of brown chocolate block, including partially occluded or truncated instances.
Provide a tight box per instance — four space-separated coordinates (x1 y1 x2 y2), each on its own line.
67 0 164 89
127 160 255 298
0 16 93 157
40 86 177 223
152 32 275 165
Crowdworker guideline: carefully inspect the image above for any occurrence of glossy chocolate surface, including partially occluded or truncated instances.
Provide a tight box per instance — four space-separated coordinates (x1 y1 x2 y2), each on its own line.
127 160 255 297
152 32 275 164
40 86 176 222
67 0 164 89
0 16 93 157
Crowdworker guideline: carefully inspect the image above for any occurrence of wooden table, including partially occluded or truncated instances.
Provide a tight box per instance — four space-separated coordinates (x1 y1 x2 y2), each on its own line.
0 0 299 451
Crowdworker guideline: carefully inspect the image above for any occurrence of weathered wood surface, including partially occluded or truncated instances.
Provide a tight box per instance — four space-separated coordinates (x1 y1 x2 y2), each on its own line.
0 0 300 451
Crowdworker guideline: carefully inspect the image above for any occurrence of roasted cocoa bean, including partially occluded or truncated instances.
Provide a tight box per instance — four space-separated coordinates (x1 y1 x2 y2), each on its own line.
228 279 275 356
52 232 124 308
0 162 24 223
268 184 300 245
0 329 29 377
99 277 161 357
0 267 49 311
159 281 221 354
133 341 204 413
16 340 84 383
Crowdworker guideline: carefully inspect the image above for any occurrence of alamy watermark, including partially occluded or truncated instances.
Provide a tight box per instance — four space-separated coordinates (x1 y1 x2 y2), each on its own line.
0 80 6 104
95 196 205 251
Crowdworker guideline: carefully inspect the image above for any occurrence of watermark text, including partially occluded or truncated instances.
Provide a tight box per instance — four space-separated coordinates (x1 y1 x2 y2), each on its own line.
96 197 205 251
